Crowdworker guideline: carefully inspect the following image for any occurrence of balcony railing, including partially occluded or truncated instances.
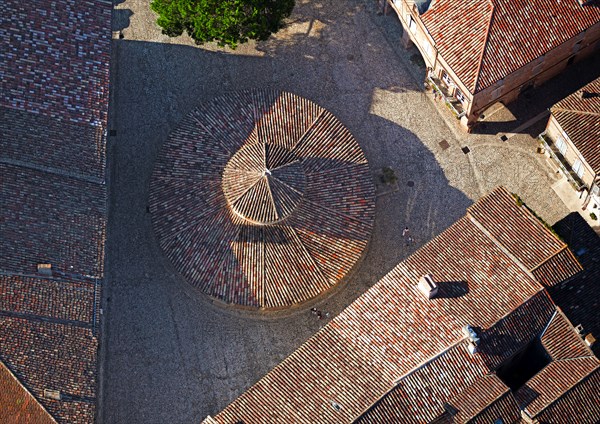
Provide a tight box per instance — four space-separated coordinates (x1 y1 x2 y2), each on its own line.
538 132 585 190
427 75 465 118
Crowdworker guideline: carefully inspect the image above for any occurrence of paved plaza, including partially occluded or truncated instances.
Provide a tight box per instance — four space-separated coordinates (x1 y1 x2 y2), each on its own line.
101 0 594 422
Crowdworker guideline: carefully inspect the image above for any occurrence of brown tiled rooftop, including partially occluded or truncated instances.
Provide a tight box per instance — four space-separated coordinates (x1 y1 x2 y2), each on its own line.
0 0 110 422
551 76 600 174
0 274 99 326
149 90 375 309
0 360 56 424
421 0 600 93
0 317 98 424
209 187 593 424
0 163 106 279
467 186 581 279
0 0 111 180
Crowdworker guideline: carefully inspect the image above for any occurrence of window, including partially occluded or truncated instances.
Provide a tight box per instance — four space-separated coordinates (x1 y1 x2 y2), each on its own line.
573 159 584 179
408 16 417 34
455 88 466 104
555 137 567 156
442 71 453 87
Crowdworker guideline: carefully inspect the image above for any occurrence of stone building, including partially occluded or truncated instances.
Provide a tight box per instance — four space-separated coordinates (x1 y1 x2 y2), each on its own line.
539 76 600 217
387 0 600 130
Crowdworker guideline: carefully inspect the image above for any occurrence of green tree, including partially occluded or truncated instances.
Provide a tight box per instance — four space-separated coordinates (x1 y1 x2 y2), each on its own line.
150 0 295 49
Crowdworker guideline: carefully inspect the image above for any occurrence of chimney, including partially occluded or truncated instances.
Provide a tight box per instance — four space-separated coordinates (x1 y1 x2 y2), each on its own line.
585 333 596 347
44 389 61 401
417 274 438 299
463 325 480 354
37 263 52 276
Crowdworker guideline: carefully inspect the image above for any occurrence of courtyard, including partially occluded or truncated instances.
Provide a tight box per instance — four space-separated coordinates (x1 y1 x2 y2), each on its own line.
101 0 593 422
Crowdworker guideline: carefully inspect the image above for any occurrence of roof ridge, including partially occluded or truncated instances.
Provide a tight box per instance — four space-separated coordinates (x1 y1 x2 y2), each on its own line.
466 377 512 422
551 107 600 117
472 0 495 93
352 339 472 422
530 245 581 274
553 306 598 358
467 214 538 283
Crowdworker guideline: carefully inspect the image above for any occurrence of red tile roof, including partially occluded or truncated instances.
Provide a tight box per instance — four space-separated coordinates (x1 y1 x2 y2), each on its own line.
551 76 600 175
355 343 490 423
421 0 600 94
0 275 98 325
0 360 56 424
0 163 106 279
541 310 592 360
517 357 599 418
210 187 593 424
533 366 600 422
467 186 581 281
0 317 98 424
150 91 375 309
0 0 111 180
446 375 520 424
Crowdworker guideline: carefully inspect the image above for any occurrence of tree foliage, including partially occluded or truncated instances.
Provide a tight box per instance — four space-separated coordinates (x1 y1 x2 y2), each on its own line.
150 0 295 49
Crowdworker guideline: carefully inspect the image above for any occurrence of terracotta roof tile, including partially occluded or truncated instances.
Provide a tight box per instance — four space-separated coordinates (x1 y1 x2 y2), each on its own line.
0 317 98 424
551 76 600 174
531 247 583 287
445 375 520 424
0 360 56 424
550 212 600 357
533 366 600 421
0 163 106 278
467 187 581 279
422 0 600 93
212 189 568 423
516 357 599 418
0 275 98 325
149 91 375 309
541 310 592 360
355 343 490 424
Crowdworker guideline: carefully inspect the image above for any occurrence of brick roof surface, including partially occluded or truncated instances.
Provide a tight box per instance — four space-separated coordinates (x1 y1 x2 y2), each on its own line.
0 0 110 422
150 90 375 309
0 360 56 424
211 187 592 424
446 375 520 424
0 0 111 180
551 76 600 174
0 163 106 279
421 0 600 94
0 274 99 326
467 186 581 278
550 212 600 357
534 366 600 422
0 317 98 424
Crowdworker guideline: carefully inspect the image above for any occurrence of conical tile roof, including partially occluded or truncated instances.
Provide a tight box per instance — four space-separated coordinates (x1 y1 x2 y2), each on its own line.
149 91 375 309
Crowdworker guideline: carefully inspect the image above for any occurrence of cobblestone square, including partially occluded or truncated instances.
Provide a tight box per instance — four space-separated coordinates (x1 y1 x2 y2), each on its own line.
101 1 591 422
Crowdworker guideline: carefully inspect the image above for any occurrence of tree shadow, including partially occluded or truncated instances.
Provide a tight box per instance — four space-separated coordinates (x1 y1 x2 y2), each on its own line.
113 8 133 34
